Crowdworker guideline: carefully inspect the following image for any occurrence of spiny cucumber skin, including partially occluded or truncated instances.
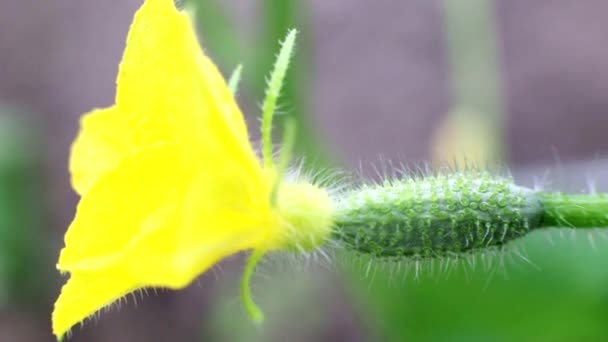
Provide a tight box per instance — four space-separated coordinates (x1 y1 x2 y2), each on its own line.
332 173 544 258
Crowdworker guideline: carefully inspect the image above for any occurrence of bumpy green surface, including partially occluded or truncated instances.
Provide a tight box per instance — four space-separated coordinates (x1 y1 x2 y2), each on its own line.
333 173 544 258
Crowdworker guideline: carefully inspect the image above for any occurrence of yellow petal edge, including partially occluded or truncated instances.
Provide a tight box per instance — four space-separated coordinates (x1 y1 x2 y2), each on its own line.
53 0 334 339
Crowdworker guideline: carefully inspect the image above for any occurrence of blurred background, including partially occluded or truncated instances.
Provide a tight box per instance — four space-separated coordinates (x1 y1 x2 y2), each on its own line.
1 0 608 340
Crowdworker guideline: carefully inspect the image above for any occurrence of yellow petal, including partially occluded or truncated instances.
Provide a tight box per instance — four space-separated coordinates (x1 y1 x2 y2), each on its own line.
61 143 269 274
55 143 273 335
60 144 186 271
69 106 135 195
115 0 251 151
52 273 136 338
69 0 260 195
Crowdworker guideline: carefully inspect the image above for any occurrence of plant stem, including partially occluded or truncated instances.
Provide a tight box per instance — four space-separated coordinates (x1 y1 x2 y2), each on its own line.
540 193 608 229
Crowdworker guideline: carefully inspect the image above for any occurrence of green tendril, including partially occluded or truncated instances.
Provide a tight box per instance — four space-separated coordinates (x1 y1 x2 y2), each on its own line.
261 28 298 169
241 249 266 324
228 64 243 95
237 29 298 327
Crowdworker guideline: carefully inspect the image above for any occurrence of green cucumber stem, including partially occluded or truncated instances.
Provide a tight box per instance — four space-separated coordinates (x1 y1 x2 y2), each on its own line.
539 193 608 229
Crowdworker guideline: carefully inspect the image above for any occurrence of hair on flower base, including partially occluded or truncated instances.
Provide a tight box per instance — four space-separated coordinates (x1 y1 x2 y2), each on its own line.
53 0 608 340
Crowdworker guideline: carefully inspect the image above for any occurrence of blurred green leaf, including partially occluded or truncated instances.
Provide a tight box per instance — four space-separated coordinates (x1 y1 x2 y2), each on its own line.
184 0 242 71
345 230 608 341
0 109 50 307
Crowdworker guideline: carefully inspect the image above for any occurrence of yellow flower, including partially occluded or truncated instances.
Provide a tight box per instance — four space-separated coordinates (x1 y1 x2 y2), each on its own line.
52 0 333 338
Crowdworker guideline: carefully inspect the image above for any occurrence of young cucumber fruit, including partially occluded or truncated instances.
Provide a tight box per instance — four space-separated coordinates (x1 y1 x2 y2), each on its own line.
332 173 544 258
